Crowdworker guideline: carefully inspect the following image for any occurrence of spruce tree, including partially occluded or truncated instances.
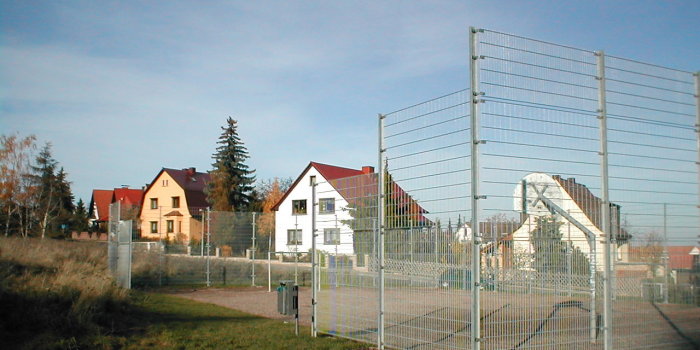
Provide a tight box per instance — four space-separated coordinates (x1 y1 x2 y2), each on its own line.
73 199 89 232
531 215 589 275
208 117 256 211
54 168 75 237
30 144 75 238
31 143 58 238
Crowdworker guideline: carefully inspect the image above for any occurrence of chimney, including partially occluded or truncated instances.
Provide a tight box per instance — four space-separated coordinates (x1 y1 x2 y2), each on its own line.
184 167 196 176
362 166 375 174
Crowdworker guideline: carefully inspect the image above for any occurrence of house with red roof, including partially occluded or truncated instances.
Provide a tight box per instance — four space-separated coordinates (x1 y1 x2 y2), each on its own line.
139 167 211 243
88 187 144 232
88 189 113 231
272 162 429 255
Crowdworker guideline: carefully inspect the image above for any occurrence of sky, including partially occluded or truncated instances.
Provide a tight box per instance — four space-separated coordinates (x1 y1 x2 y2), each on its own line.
1 0 699 206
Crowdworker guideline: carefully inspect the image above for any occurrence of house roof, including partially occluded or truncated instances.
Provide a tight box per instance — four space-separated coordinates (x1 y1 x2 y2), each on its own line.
312 162 365 181
271 162 362 211
272 161 430 225
668 246 699 270
551 175 624 236
141 167 212 216
112 188 144 207
89 189 113 222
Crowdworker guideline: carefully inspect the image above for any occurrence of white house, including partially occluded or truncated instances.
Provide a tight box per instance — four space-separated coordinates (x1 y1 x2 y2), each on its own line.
272 162 376 255
451 173 629 272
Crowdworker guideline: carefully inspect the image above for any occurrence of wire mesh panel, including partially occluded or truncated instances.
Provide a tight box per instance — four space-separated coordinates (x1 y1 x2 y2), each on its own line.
603 56 699 349
316 173 380 345
130 211 272 287
476 29 604 349
381 90 473 349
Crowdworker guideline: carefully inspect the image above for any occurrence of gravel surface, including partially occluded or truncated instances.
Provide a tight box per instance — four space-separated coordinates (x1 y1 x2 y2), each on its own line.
168 286 700 349
170 286 313 326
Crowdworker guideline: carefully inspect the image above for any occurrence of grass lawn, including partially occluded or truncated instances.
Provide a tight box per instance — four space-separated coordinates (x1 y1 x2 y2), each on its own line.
0 238 369 349
119 292 369 350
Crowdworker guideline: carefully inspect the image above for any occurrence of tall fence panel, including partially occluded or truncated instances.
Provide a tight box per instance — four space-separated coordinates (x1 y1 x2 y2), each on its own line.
382 90 473 349
130 211 275 287
603 55 699 349
314 27 698 350
476 29 604 349
315 173 380 345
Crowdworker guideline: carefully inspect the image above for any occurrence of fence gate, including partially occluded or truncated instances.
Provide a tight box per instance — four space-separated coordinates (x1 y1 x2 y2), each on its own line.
313 27 699 350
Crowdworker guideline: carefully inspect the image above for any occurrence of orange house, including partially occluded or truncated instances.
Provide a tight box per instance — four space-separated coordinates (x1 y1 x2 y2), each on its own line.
139 167 211 243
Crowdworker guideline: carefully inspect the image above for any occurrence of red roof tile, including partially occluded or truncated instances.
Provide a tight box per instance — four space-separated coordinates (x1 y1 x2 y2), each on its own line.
272 162 430 225
89 189 113 221
112 188 144 207
311 162 364 181
667 246 699 270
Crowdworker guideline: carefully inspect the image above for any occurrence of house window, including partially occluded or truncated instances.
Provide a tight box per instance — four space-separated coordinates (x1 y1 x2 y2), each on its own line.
292 200 307 215
319 198 335 214
150 221 158 233
172 196 180 208
287 229 302 245
150 198 158 209
166 220 174 233
324 228 340 245
309 175 316 186
162 179 168 186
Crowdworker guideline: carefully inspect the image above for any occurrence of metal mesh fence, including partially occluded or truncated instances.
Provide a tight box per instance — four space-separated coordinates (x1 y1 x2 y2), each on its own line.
476 29 604 349
381 89 473 349
314 28 699 350
130 211 276 287
603 54 699 349
316 173 380 344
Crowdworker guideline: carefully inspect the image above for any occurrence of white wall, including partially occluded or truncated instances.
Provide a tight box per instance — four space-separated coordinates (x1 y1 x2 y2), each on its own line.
511 173 607 271
274 166 355 255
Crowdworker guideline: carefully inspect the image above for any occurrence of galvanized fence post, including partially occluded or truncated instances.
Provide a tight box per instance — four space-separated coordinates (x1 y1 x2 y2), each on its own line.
597 50 613 348
206 207 211 287
378 113 386 350
252 212 257 287
311 178 318 337
696 72 700 249
267 251 272 292
663 203 669 304
469 26 483 350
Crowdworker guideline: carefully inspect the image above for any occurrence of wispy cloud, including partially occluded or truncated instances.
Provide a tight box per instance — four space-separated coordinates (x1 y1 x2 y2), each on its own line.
1 0 698 203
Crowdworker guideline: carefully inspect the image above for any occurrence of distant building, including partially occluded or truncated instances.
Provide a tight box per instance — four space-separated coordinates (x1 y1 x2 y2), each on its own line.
88 187 144 232
272 161 428 255
112 187 144 218
88 189 113 231
139 167 211 243
468 173 629 272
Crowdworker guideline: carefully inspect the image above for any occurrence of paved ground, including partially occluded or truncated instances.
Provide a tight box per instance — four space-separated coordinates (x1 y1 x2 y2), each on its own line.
169 286 700 349
170 286 314 325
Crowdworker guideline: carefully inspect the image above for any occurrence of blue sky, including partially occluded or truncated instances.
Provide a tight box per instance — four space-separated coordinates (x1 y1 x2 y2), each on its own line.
1 0 698 205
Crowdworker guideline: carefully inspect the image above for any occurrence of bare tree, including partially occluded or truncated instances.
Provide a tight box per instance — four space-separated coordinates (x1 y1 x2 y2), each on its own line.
0 134 37 237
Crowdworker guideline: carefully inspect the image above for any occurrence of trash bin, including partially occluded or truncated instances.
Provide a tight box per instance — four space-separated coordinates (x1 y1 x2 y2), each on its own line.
277 280 298 315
